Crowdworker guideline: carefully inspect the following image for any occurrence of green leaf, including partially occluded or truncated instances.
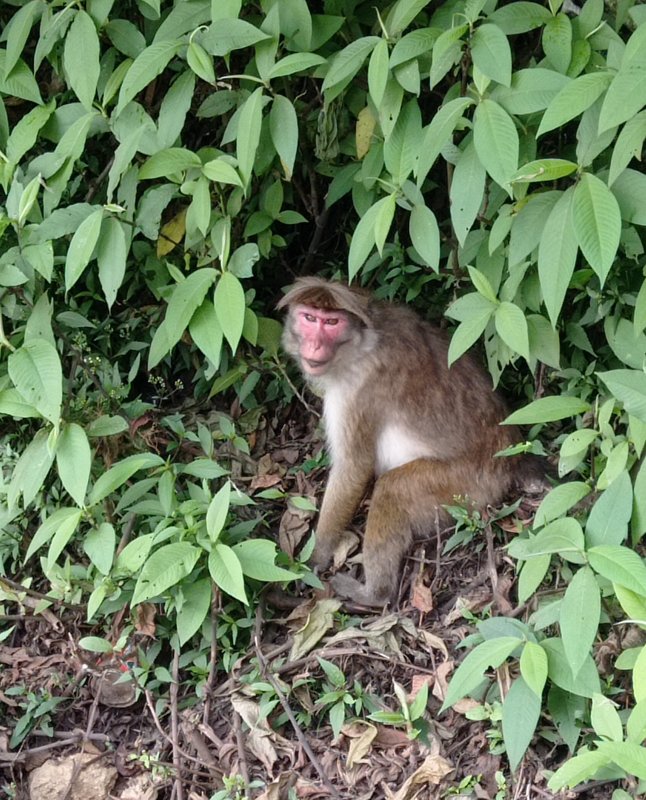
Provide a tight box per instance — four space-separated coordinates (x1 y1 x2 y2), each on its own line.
591 693 623 742
385 0 432 36
598 369 646 423
155 268 217 366
535 482 591 528
572 174 621 286
599 59 646 133
632 458 646 544
473 99 518 191
596 741 646 780
132 543 200 605
409 204 440 271
537 188 578 326
200 18 270 56
63 10 100 110
8 429 54 510
542 637 601 698
447 310 494 365
139 147 202 179
588 545 646 595
608 111 646 186
510 158 577 184
586 470 632 547
266 52 326 80
201 158 243 187
0 388 40 419
634 646 646 703
215 271 246 352
96 218 127 310
537 71 613 138
348 196 390 279
520 641 548 697
416 97 474 186
495 302 529 361
0 53 42 104
322 37 380 99
84 522 116 576
441 637 520 711
24 507 79 562
383 100 421 185
368 39 389 109
612 168 646 225
508 517 585 561
548 749 610 791
44 508 83 568
3 0 43 77
232 539 300 581
209 542 247 604
489 2 551 34
177 577 211 646
236 87 264 190
471 24 511 87
186 41 215 84
374 194 396 255
116 40 182 115
502 677 541 771
492 68 570 115
5 100 54 164
269 95 298 181
8 340 62 425
64 208 103 293
55 422 91 507
206 482 231 543
560 566 600 677
542 13 572 74
518 553 551 603
450 140 486 247
189 300 223 366
86 416 128 437
89 453 164 506
503 395 589 425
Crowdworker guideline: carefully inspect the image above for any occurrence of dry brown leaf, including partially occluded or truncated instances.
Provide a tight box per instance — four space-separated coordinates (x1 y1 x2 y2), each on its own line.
254 774 296 800
410 573 434 613
356 106 376 159
432 659 454 703
157 208 186 256
289 597 342 661
382 754 454 800
417 629 449 659
135 603 156 637
342 721 378 767
410 674 433 701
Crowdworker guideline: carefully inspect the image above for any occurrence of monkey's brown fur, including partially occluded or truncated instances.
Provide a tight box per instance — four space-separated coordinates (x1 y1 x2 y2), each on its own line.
279 277 532 606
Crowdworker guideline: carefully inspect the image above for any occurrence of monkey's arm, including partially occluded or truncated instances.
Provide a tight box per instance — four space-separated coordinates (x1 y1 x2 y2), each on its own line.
311 457 373 570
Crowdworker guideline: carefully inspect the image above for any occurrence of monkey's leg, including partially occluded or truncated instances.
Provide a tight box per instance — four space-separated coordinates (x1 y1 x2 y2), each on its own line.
331 459 457 606
312 460 372 571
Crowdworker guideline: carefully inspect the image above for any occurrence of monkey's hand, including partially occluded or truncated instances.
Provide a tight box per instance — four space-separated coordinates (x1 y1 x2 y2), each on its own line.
310 529 358 573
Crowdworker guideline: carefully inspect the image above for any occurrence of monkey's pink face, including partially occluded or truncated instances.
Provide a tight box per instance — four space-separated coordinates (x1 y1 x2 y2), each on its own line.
294 304 351 376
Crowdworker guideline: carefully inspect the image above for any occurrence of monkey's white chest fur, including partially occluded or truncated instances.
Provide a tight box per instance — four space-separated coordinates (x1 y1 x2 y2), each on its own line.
324 386 430 473
375 424 432 474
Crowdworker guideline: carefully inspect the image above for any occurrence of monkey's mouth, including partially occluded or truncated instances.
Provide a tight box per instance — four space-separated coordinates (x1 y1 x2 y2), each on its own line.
303 358 330 374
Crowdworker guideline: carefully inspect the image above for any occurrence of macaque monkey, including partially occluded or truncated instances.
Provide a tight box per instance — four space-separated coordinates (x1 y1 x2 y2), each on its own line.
278 277 532 607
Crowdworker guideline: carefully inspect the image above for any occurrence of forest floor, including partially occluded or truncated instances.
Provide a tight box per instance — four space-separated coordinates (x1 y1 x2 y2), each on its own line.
0 400 617 800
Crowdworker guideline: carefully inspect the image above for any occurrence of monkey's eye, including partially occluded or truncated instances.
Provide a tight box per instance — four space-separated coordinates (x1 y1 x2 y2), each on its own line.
324 318 339 326
303 313 317 323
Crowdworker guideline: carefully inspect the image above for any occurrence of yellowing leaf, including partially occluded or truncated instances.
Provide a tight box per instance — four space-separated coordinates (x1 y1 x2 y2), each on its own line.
157 208 186 256
356 106 376 160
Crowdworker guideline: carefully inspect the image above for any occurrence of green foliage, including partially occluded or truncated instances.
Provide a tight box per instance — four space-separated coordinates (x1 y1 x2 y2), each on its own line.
1 0 646 788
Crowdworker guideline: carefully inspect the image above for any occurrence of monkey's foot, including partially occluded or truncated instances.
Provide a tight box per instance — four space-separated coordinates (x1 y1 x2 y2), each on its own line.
330 573 390 608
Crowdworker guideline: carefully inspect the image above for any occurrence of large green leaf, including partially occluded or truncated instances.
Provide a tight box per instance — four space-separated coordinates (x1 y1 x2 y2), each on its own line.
56 422 91 507
63 10 100 110
269 95 298 180
416 96 474 186
64 207 103 292
598 369 646 422
132 543 200 605
503 395 589 425
560 566 600 677
96 218 127 310
8 340 62 424
214 271 246 352
537 71 612 138
236 87 264 190
572 174 621 286
450 140 486 246
502 677 541 771
471 24 511 87
115 40 182 115
537 188 578 326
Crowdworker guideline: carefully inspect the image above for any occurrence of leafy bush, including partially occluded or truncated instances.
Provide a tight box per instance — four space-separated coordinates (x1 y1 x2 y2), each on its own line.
1 0 646 789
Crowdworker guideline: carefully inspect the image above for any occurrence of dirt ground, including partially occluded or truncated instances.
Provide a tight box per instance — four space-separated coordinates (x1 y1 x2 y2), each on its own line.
0 406 624 800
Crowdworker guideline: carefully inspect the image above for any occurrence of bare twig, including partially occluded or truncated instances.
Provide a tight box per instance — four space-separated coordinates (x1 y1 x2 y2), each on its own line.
202 584 220 726
231 706 251 799
170 647 185 800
